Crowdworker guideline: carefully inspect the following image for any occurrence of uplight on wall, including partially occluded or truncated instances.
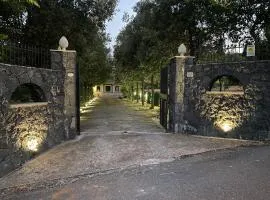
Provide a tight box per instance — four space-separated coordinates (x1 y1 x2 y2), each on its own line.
21 132 44 152
215 119 236 133
25 136 40 152
219 122 233 132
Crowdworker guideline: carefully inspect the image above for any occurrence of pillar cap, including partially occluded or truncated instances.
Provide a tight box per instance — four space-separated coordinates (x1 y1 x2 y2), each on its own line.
178 44 187 56
59 36 69 50
50 49 76 53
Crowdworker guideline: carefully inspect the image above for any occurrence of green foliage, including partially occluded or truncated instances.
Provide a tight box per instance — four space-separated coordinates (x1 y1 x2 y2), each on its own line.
1 0 117 99
0 34 8 40
0 0 39 40
114 0 270 102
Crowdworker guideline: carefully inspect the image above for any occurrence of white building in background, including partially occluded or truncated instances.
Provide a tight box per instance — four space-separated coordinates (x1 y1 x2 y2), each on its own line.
93 81 122 97
94 65 122 97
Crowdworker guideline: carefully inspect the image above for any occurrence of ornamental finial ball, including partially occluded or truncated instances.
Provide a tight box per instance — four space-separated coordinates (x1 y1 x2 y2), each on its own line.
178 44 187 56
59 36 69 50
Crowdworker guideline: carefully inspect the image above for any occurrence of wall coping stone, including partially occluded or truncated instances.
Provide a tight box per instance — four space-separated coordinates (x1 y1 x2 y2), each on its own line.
0 63 62 72
9 102 48 108
206 91 244 95
50 50 76 53
196 60 270 66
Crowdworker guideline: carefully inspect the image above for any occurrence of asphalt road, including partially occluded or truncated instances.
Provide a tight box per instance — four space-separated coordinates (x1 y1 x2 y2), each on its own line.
2 145 269 200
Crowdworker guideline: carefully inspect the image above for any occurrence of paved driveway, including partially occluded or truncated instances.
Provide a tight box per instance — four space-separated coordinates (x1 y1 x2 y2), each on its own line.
0 96 258 195
5 146 270 200
80 96 163 134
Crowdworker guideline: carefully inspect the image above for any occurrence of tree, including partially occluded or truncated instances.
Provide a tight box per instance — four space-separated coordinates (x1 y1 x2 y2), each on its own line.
115 0 270 109
1 0 118 102
0 0 39 40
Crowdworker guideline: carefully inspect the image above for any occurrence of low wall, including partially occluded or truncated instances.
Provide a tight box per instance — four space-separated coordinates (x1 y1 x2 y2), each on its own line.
167 57 270 140
0 50 77 177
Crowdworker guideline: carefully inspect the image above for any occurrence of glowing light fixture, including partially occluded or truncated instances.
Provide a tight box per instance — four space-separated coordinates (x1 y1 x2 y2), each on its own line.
80 97 97 115
59 36 69 50
26 136 39 152
216 120 235 133
221 122 233 132
21 133 43 152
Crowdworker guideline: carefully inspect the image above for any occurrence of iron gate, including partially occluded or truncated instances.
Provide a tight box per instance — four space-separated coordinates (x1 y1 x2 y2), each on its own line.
76 63 80 134
160 66 168 129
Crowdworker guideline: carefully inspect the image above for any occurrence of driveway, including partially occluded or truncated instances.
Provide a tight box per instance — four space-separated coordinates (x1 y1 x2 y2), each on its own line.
4 146 270 200
0 96 258 195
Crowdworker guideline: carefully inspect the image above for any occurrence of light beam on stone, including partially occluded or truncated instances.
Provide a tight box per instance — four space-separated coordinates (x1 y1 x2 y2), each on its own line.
220 122 233 132
26 136 39 152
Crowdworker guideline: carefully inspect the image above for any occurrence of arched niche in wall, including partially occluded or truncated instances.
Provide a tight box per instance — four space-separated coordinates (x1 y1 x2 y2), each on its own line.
8 83 48 153
208 75 244 94
10 83 46 104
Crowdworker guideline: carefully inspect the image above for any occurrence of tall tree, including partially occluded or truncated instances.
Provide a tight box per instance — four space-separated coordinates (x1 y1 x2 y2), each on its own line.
0 0 39 40
1 0 118 101
115 0 270 107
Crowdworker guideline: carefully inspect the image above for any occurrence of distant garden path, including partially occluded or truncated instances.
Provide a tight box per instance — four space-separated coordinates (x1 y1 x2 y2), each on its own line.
80 96 164 134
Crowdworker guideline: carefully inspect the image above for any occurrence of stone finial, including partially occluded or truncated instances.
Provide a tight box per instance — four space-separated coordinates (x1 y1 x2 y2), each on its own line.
59 36 69 51
178 44 187 56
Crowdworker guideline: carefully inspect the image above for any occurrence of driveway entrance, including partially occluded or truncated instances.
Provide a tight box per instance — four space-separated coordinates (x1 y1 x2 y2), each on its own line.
80 96 164 134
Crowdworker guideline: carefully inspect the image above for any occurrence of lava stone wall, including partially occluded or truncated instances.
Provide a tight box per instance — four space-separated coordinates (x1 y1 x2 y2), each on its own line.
169 57 270 140
0 50 77 177
0 63 66 176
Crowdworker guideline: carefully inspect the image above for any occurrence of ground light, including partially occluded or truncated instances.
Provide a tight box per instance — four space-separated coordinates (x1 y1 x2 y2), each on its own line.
80 97 97 114
220 122 233 132
216 120 236 133
20 131 45 152
25 136 39 152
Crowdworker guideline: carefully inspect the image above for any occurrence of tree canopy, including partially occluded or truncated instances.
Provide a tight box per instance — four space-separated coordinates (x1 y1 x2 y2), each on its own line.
114 0 270 105
0 0 118 100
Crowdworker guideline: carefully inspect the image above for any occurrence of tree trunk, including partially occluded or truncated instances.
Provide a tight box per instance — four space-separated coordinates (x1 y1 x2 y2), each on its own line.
141 79 145 106
89 86 93 99
131 84 134 101
136 82 139 103
150 74 154 109
219 80 222 92
84 84 88 103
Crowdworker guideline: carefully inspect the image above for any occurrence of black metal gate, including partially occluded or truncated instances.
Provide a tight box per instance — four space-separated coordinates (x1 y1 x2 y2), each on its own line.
160 66 168 129
76 63 80 134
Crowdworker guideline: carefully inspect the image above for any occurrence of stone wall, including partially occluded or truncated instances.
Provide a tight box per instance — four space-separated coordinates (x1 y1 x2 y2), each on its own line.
167 57 270 140
0 50 77 177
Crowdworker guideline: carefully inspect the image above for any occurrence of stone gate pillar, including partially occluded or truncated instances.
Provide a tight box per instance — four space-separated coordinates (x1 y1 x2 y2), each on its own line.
50 50 78 139
168 55 194 133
